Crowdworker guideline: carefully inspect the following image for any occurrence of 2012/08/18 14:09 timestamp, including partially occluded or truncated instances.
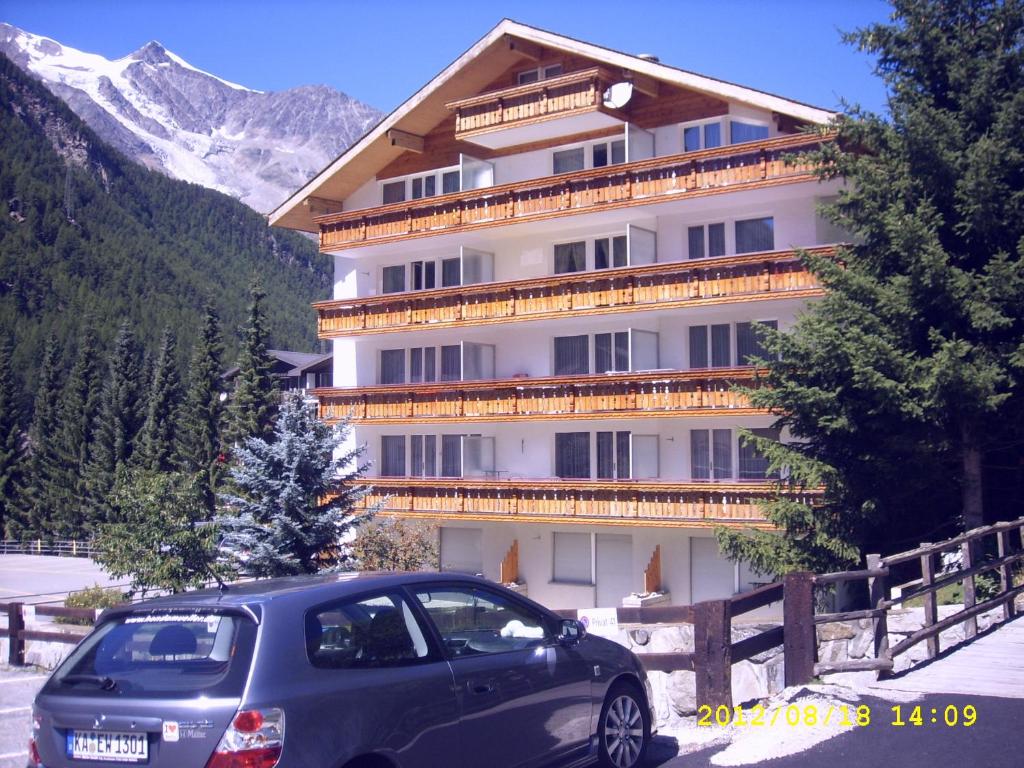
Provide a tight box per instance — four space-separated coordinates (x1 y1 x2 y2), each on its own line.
697 704 978 727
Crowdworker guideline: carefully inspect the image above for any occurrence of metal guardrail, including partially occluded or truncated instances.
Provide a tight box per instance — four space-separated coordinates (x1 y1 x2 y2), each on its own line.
0 539 99 558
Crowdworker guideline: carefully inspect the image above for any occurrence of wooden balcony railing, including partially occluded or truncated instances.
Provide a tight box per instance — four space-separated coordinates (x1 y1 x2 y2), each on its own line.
315 246 830 338
316 368 763 424
355 477 816 528
446 66 620 141
316 133 832 251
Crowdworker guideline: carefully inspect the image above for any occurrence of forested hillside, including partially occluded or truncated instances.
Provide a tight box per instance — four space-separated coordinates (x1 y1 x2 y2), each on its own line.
0 52 330 407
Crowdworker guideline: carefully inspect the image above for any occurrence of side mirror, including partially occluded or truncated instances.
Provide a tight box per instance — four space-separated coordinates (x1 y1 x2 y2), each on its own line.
558 618 586 646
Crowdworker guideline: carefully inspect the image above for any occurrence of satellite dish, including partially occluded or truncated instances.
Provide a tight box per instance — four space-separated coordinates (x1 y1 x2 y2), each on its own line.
602 81 634 110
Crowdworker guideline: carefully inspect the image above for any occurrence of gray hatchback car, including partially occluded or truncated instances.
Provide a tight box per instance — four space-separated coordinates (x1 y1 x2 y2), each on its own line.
30 572 655 768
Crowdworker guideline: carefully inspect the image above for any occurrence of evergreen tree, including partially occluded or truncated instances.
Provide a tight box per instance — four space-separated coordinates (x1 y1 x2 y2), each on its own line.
138 329 182 472
718 0 1024 574
225 279 279 447
51 325 103 537
216 393 374 577
177 304 226 508
19 335 62 536
85 322 144 526
0 336 26 537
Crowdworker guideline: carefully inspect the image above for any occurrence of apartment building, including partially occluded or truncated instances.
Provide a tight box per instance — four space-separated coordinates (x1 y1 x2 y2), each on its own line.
269 20 840 609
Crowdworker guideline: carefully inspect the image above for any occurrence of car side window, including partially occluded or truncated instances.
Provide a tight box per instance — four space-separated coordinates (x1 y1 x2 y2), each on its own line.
306 591 432 669
413 586 553 657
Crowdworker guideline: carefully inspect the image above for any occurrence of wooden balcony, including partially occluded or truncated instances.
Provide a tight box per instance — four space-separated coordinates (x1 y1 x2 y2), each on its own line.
446 67 623 146
316 368 763 424
315 246 829 338
355 477 815 528
316 133 832 252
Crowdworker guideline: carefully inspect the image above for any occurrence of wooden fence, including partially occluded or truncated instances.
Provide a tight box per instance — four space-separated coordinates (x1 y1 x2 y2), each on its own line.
1 602 95 665
0 539 98 558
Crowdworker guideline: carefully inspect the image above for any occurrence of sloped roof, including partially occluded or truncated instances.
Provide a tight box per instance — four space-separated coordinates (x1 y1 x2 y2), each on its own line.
269 19 836 233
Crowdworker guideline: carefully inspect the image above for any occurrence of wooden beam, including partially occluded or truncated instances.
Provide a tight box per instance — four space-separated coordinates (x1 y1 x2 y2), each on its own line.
386 129 424 153
303 196 343 216
623 69 660 98
504 33 543 61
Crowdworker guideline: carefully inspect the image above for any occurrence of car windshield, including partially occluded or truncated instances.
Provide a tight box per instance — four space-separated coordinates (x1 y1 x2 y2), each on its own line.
46 611 257 699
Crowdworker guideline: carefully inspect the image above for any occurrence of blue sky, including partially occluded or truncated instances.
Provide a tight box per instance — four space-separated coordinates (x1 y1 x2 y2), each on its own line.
3 0 891 115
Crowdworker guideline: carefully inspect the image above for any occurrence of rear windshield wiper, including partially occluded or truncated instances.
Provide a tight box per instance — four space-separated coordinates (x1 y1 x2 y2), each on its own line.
61 674 118 690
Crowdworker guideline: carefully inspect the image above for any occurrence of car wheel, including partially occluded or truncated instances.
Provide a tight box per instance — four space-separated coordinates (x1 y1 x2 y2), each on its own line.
598 683 650 768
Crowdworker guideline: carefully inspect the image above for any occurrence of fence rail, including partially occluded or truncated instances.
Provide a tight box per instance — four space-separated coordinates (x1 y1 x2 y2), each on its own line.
0 539 98 558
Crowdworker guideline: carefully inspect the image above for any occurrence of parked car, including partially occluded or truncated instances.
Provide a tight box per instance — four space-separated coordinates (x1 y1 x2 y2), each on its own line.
29 572 654 768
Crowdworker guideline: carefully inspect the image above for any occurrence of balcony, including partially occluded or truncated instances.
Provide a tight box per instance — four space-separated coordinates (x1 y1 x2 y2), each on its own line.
316 367 763 424
316 133 832 252
355 477 816 528
315 246 830 338
446 67 625 148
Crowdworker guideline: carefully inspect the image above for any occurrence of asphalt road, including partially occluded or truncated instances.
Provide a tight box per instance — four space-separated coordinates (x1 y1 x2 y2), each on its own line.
0 555 121 605
0 667 44 768
650 693 1024 768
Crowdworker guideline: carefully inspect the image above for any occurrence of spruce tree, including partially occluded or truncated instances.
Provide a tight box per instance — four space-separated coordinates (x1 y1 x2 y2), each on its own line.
225 280 278 447
51 325 103 537
19 336 62 537
216 393 374 577
0 336 26 537
177 303 226 508
718 0 1024 574
138 329 182 472
85 322 144 526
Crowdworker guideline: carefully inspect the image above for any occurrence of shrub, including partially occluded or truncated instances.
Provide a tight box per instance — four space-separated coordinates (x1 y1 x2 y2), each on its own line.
56 584 125 625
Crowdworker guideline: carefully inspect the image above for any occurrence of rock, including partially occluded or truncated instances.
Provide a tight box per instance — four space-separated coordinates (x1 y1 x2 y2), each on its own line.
817 622 855 642
731 660 768 705
649 625 693 654
818 640 848 664
847 628 873 659
667 670 697 716
765 658 786 694
886 609 925 633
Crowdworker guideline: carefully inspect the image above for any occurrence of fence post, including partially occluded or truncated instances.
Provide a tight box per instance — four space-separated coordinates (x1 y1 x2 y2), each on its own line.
693 599 732 709
961 540 978 639
783 571 816 686
7 602 25 666
997 529 1016 622
920 544 939 658
866 554 890 677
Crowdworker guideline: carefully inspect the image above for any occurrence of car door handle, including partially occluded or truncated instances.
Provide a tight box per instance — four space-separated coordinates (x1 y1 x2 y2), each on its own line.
470 681 495 695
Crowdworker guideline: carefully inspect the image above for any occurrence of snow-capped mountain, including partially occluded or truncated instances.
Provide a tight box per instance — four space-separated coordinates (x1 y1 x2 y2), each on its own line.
0 23 383 213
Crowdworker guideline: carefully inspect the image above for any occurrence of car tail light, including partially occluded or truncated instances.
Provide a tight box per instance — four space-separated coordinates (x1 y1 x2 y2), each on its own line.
27 712 42 767
205 708 284 768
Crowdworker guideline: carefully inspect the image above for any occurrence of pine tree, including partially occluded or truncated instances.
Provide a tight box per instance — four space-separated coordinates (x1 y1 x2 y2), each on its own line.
85 322 144 526
177 303 226 509
216 393 374 577
138 329 182 472
0 336 26 537
225 280 278 447
51 325 103 537
717 0 1024 574
19 336 62 537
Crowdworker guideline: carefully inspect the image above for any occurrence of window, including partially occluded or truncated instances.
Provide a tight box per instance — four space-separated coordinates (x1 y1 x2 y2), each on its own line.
380 436 406 476
554 335 589 376
687 222 726 259
736 320 778 364
730 120 770 144
553 531 592 584
735 217 774 254
382 180 405 205
739 428 780 480
441 257 461 288
410 347 436 383
556 432 590 478
597 431 631 479
440 345 461 381
595 235 627 270
553 147 585 175
439 528 482 573
413 586 551 656
518 63 563 85
411 435 437 477
411 174 436 200
688 324 731 368
306 592 431 669
442 170 460 195
441 434 462 477
691 429 732 480
412 260 436 291
683 121 722 152
380 349 405 385
554 241 586 274
595 332 629 373
382 264 406 294
592 140 626 168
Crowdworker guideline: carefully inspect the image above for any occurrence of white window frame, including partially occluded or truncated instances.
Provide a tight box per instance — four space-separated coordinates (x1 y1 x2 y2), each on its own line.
681 118 725 152
378 164 460 205
728 117 772 145
552 531 595 585
517 62 564 85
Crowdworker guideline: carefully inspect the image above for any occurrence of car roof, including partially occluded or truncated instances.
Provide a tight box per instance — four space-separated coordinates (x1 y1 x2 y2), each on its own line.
104 571 497 619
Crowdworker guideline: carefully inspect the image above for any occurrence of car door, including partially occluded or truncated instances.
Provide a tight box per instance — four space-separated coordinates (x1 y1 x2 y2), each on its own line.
410 583 592 768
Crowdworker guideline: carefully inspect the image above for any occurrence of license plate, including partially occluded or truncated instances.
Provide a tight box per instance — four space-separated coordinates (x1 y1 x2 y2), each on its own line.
67 730 148 763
